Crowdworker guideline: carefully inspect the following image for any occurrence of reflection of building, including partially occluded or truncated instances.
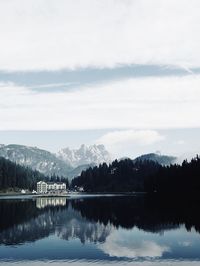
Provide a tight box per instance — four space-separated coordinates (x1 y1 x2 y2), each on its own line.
36 197 66 209
37 181 66 194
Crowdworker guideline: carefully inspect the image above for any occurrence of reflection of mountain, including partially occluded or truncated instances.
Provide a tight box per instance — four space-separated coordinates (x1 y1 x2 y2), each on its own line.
0 195 200 247
56 206 111 244
0 199 110 245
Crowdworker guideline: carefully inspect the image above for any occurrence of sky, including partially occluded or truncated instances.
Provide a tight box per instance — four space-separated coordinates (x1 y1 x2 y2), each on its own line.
0 0 200 159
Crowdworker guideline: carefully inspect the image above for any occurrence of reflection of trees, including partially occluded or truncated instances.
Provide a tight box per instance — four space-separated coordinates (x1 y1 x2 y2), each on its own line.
0 199 68 245
0 200 40 231
71 195 200 234
0 199 110 245
0 195 200 246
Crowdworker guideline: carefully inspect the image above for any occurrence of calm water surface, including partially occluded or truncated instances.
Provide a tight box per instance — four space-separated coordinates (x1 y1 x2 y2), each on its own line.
0 195 200 266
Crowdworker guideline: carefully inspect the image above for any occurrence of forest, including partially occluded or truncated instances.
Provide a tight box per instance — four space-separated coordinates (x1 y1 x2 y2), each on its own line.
0 156 69 191
1 154 200 194
145 155 200 194
71 156 200 194
71 158 160 192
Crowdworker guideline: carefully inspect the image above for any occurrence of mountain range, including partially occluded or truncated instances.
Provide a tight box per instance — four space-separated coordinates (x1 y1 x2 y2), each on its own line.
0 144 111 180
0 144 177 180
57 144 111 167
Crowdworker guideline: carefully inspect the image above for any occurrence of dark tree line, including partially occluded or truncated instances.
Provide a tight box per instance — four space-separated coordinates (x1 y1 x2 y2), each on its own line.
0 157 69 191
71 158 160 192
145 155 200 194
71 156 200 194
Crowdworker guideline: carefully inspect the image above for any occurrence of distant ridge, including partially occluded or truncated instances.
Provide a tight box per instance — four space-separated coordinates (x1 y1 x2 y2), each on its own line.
133 153 177 166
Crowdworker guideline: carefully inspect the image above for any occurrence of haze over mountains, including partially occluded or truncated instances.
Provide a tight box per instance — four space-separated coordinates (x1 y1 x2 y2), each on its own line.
0 144 177 180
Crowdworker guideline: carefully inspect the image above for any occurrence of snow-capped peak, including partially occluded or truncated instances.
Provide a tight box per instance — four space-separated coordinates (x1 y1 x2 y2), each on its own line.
57 144 111 167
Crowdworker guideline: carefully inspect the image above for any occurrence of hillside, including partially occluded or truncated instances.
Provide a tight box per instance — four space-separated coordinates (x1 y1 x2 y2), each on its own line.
0 144 73 178
0 144 111 180
71 158 160 192
0 156 46 191
134 153 176 165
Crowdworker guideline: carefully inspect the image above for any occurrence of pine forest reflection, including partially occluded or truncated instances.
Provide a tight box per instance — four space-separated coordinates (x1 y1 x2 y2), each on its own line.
0 195 200 262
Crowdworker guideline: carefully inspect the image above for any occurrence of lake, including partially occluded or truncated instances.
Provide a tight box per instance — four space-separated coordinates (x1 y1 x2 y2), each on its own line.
0 194 200 266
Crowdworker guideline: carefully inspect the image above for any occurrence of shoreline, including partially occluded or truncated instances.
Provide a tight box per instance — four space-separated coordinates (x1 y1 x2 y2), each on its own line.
0 191 146 200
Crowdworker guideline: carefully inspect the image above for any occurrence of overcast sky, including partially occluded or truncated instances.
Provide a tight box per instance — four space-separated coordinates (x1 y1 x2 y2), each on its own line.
0 0 200 158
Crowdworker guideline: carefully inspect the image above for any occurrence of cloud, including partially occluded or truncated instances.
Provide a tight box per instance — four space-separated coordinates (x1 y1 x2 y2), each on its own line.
0 74 200 130
96 129 165 146
0 0 200 71
99 230 170 258
96 129 165 158
176 140 185 145
28 82 78 90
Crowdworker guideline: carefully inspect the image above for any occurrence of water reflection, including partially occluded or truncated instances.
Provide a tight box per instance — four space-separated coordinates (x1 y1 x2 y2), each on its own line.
0 195 200 262
36 197 66 209
99 229 170 258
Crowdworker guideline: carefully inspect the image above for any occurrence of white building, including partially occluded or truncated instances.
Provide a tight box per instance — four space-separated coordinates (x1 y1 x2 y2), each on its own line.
37 181 66 194
37 181 48 193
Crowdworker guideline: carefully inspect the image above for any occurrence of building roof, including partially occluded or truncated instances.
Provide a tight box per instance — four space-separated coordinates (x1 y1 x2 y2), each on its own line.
37 181 46 184
46 182 65 185
37 181 66 185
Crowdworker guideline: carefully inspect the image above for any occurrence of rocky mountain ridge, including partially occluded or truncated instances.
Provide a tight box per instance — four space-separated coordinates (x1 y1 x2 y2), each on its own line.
57 144 111 167
0 144 111 179
0 144 177 180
